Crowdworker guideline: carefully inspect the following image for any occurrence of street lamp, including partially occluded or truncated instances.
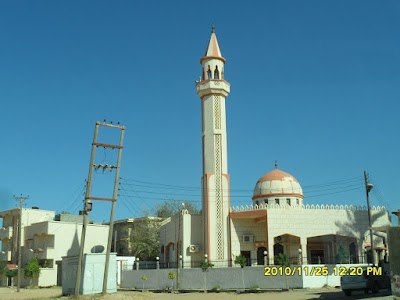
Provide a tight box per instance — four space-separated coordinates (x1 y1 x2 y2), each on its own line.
136 257 140 270
298 248 302 265
263 250 268 266
364 170 375 265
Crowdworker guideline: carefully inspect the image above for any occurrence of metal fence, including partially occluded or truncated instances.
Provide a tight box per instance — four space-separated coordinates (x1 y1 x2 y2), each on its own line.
124 254 369 270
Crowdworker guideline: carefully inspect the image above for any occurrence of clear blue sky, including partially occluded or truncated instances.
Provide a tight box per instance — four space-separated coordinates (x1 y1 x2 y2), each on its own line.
1 1 399 223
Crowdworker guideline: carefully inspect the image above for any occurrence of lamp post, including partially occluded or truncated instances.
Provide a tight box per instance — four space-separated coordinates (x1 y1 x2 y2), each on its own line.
135 257 140 270
298 248 302 265
364 170 375 265
263 250 268 266
156 257 160 269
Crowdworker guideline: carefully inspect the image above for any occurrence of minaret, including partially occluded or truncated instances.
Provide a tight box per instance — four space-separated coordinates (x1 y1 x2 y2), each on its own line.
196 26 231 266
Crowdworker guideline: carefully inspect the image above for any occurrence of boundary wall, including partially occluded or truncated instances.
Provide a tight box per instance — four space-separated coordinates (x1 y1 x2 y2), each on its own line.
121 264 368 290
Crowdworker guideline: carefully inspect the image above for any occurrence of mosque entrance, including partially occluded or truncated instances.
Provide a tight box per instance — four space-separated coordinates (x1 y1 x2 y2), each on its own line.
273 243 284 264
257 247 267 265
310 249 324 264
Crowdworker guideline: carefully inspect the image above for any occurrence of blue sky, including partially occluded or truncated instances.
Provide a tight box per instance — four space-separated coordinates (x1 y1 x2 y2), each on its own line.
0 1 399 223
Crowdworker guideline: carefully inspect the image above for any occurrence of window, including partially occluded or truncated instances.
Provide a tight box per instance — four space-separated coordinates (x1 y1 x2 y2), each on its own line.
38 259 54 268
296 198 299 205
264 200 268 204
207 66 212 79
275 199 279 204
286 198 290 205
214 66 219 79
255 201 259 206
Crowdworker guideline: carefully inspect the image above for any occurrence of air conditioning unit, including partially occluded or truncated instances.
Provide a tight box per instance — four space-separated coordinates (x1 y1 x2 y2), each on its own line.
189 245 200 253
242 235 254 243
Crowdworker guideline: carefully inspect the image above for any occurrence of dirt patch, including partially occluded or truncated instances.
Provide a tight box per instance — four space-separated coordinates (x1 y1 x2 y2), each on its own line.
0 286 360 300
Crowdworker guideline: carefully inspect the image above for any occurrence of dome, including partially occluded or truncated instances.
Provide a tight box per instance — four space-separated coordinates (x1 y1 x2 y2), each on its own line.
252 169 304 200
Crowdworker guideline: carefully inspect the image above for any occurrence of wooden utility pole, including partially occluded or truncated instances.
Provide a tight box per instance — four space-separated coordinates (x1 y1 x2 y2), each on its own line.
364 170 375 265
74 121 125 298
14 194 29 292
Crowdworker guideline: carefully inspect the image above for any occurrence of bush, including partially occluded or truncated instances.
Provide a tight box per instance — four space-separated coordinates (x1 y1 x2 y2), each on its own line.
24 258 40 286
234 255 247 268
200 261 214 272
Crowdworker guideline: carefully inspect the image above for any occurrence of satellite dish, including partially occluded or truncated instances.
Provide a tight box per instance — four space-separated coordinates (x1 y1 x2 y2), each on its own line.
90 245 105 253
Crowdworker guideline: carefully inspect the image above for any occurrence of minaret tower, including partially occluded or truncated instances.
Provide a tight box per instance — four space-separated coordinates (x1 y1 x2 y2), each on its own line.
196 26 231 266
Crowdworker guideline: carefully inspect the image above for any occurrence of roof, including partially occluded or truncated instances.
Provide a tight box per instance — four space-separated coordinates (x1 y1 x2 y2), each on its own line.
257 169 300 184
200 26 226 64
253 169 304 199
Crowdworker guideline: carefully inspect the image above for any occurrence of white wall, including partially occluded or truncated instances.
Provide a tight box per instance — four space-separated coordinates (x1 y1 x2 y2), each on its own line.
23 221 109 287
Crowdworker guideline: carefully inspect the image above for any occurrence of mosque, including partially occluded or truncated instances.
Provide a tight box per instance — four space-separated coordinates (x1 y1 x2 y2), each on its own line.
159 28 391 268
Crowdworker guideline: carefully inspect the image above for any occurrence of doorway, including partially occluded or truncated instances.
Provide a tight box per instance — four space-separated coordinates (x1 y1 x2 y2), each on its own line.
240 251 251 266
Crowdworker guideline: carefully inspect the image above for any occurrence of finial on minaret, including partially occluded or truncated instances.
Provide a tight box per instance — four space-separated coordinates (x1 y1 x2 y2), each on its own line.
275 160 278 169
211 23 215 33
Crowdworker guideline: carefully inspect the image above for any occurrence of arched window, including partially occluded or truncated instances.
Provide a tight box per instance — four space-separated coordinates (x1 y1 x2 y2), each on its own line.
207 66 212 79
214 66 219 79
202 68 205 80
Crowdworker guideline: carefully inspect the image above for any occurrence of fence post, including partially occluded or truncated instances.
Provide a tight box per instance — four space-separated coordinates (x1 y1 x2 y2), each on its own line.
156 257 160 269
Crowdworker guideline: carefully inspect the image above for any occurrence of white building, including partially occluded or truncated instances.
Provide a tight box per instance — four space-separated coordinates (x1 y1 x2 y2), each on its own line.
159 28 391 268
0 208 109 287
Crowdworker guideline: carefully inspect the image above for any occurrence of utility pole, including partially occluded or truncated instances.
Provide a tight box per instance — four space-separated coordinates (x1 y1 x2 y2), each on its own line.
14 194 29 292
364 170 375 265
74 120 125 298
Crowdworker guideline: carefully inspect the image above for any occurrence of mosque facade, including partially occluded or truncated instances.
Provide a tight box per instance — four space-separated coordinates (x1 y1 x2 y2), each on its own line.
159 28 391 268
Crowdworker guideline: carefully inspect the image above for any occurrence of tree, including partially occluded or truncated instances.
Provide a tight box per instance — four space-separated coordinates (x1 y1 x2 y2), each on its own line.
153 200 199 218
24 258 40 286
119 219 161 260
168 271 176 292
234 255 247 290
274 253 290 290
200 260 214 293
234 255 246 268
274 253 290 267
335 244 350 264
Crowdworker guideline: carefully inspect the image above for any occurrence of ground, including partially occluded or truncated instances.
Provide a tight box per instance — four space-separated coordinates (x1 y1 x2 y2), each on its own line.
0 287 394 300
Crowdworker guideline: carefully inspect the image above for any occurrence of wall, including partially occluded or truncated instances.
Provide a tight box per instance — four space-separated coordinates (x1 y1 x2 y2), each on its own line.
122 266 302 290
231 218 267 265
159 213 203 267
121 263 371 290
0 208 55 263
388 227 400 298
22 221 109 287
62 253 117 295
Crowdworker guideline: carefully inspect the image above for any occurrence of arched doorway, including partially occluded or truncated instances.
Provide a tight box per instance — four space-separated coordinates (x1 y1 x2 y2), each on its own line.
257 247 267 265
274 243 284 264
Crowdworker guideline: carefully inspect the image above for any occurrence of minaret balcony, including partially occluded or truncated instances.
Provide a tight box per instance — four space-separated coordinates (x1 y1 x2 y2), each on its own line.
196 80 230 98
